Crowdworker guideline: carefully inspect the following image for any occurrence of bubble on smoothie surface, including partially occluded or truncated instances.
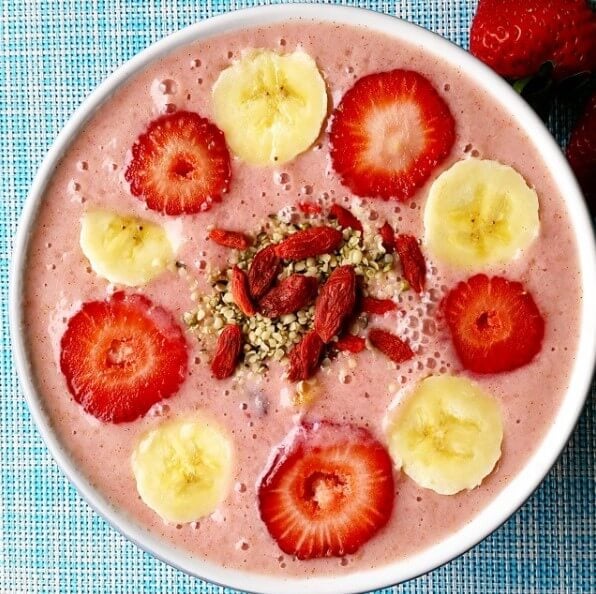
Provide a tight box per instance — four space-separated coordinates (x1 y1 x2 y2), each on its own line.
159 79 177 95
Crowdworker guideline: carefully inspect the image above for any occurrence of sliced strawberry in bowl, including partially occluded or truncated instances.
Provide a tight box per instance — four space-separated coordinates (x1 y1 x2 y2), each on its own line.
444 274 545 373
330 70 455 201
59 292 188 423
258 421 394 559
125 111 231 215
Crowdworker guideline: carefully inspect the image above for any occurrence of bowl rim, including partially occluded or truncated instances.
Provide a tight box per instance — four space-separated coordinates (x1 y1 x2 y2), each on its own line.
9 4 596 593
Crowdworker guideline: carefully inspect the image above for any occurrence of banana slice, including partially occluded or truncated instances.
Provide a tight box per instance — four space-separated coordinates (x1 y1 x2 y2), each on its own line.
211 49 327 165
132 416 234 524
385 375 503 495
424 159 539 270
80 210 174 286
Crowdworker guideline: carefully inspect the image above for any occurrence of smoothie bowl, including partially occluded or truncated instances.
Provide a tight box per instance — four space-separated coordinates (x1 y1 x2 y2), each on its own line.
10 4 596 593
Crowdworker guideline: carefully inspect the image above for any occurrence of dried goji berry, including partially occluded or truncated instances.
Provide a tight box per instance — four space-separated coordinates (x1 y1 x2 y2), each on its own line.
210 324 243 379
368 328 413 363
314 265 357 343
379 221 394 253
287 330 324 382
330 204 363 233
335 334 366 353
361 296 398 315
395 234 426 293
298 201 323 215
248 245 281 300
259 275 318 319
231 266 256 316
209 228 252 250
275 226 343 260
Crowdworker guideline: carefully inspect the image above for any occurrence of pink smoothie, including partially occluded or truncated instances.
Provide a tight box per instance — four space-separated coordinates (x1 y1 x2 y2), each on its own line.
23 21 581 578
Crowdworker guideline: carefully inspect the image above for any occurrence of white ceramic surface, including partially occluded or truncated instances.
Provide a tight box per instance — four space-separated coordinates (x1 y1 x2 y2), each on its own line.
10 5 596 593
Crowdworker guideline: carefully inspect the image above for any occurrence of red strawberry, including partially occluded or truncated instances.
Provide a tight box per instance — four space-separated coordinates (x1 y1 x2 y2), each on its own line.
329 204 364 233
335 334 366 353
248 245 281 300
395 234 426 293
209 228 252 250
368 329 414 364
231 266 256 317
210 324 243 380
275 226 343 261
59 292 187 423
567 92 596 204
125 111 231 215
314 265 357 343
258 421 394 559
259 275 318 319
379 221 395 253
330 70 455 201
470 0 596 80
361 296 398 315
444 274 545 374
298 201 323 215
287 331 324 382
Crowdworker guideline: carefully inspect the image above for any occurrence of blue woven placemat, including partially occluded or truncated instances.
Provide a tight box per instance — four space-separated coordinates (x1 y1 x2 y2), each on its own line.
1 1 594 593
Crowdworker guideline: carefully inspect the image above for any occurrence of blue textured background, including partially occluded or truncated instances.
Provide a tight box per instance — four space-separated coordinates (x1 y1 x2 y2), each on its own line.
1 1 594 593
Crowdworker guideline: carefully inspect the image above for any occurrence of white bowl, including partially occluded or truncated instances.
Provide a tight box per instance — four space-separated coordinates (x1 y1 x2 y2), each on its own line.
10 4 596 593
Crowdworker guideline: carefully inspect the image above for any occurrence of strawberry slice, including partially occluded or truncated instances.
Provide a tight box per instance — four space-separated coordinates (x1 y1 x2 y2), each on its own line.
444 274 545 374
60 292 188 423
330 70 455 201
258 421 394 559
125 111 231 215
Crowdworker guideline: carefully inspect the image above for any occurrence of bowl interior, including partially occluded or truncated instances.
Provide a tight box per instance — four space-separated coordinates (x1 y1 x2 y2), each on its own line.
10 4 596 594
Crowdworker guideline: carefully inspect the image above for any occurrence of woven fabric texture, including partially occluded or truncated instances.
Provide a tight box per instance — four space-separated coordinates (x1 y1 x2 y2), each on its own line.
1 1 594 593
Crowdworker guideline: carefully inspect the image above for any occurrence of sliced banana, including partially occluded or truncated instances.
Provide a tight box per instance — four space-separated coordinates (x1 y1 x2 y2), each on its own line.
424 159 539 270
211 49 327 165
80 210 174 286
132 416 234 524
385 375 503 495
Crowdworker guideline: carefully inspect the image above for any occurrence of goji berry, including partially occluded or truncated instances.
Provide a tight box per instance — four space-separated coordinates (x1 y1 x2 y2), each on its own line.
210 324 243 379
379 221 394 253
330 204 363 233
395 234 426 293
335 334 366 353
231 266 256 316
314 265 357 343
248 245 281 300
287 330 324 382
275 226 343 260
368 328 413 363
361 296 398 315
298 201 323 215
259 275 318 318
209 228 252 250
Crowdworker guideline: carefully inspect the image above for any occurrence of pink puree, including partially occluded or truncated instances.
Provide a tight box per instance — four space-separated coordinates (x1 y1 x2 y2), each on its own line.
24 22 581 577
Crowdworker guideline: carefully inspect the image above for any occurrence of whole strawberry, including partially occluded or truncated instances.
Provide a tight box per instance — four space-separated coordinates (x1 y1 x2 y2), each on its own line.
470 0 596 80
567 93 596 206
